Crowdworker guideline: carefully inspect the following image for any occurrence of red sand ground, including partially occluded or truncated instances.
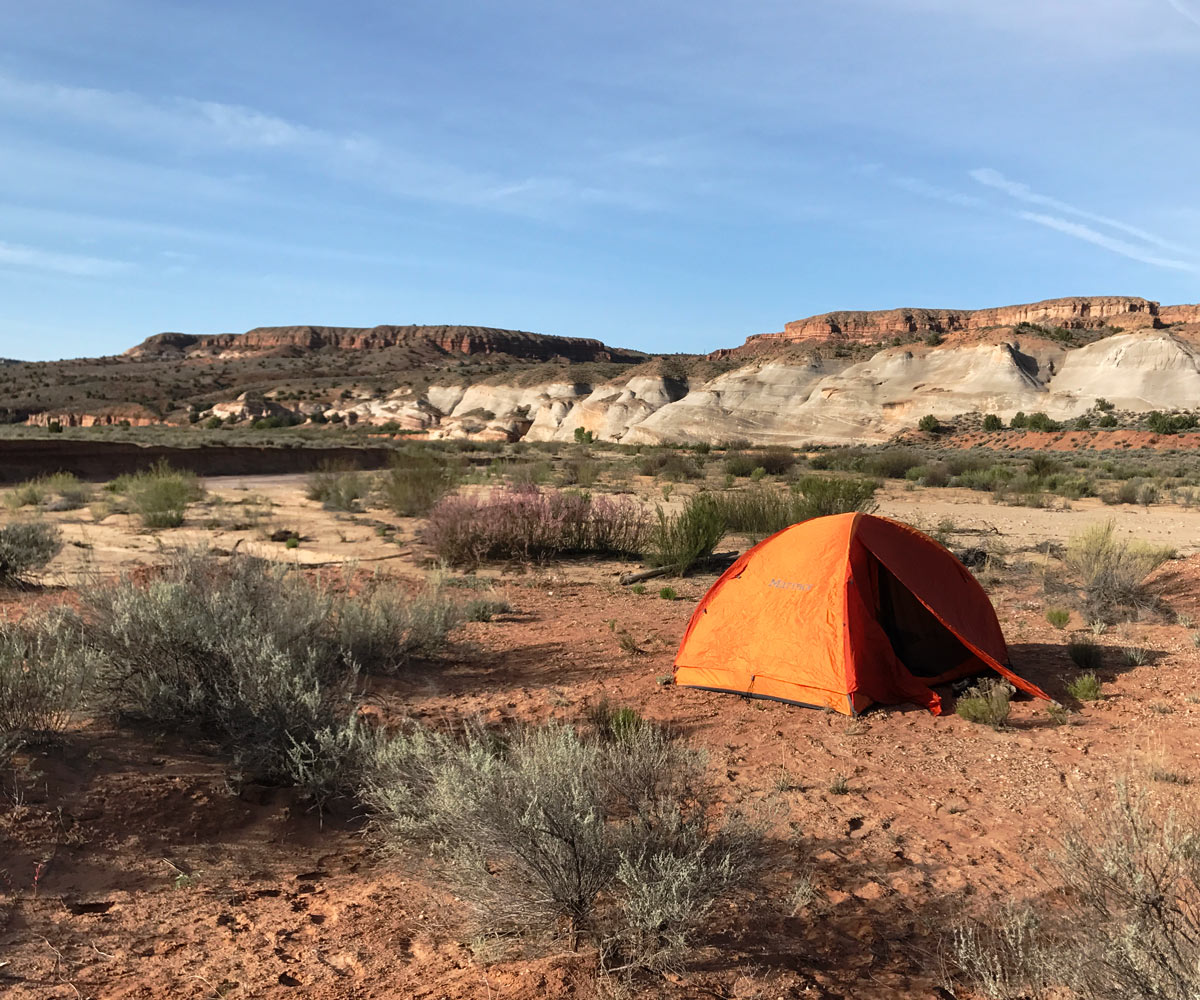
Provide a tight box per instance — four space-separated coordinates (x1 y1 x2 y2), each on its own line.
4 550 1200 999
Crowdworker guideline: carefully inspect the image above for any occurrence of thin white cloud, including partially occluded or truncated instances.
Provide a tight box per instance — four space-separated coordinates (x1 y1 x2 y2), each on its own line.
0 73 648 218
0 240 130 277
1017 212 1198 272
892 175 986 209
970 167 1191 254
1165 0 1200 29
0 73 369 155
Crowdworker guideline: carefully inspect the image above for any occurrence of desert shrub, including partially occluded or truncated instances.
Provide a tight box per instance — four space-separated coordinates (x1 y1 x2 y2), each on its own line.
711 488 794 537
1098 413 1118 428
66 552 458 797
1045 608 1070 629
711 477 876 538
1009 411 1029 429
955 679 1012 728
1115 479 1139 504
645 493 726 575
1147 410 1198 435
1026 412 1060 432
791 476 878 519
5 473 91 511
462 597 512 622
1065 521 1173 621
917 414 941 433
1138 481 1160 506
722 452 761 478
508 460 553 487
1067 639 1102 671
425 487 649 566
360 721 760 972
561 457 601 488
1095 397 1115 412
952 780 1200 999
956 465 1014 492
756 447 796 475
306 464 368 512
638 451 701 481
906 461 950 487
982 414 1003 432
378 452 459 516
0 614 87 746
0 522 63 585
1066 672 1102 701
659 586 678 600
863 448 923 479
111 461 203 528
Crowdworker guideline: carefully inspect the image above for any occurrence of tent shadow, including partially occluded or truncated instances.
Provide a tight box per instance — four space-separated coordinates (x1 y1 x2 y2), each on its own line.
1004 640 1158 699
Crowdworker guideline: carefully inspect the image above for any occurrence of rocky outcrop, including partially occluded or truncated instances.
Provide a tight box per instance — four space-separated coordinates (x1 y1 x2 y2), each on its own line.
125 325 645 364
1160 304 1200 326
25 406 162 428
737 296 1161 352
306 329 1200 446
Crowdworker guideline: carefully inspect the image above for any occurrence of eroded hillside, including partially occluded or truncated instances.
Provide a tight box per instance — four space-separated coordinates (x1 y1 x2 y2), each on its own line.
5 297 1200 444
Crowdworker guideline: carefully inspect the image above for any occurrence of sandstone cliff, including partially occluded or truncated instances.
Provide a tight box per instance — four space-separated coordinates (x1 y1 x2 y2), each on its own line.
125 325 645 364
738 296 1161 351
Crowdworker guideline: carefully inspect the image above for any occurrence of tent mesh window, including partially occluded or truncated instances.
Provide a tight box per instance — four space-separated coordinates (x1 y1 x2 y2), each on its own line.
874 561 975 679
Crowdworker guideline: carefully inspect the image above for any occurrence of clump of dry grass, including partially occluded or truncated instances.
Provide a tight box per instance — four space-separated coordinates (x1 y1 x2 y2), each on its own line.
952 779 1200 999
1064 520 1173 622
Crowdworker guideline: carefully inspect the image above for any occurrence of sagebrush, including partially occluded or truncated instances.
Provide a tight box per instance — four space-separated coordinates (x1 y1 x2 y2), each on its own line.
361 720 761 972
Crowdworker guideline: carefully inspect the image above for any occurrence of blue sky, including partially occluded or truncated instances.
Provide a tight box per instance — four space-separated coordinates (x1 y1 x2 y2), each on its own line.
2 0 1199 361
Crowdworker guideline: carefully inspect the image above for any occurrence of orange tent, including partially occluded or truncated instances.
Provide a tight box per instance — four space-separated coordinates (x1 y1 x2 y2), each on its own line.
673 512 1048 715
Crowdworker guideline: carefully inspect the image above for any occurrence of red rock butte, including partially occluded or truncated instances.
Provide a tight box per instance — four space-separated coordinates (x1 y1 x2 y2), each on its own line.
740 296 1187 350
124 325 645 364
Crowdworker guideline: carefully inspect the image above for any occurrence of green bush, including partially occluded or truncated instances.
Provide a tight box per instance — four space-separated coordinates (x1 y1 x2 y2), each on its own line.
722 452 761 478
1147 411 1198 435
756 447 796 475
1065 672 1099 701
378 451 459 516
1045 608 1070 629
646 493 727 575
955 679 1012 728
0 522 63 584
791 476 879 519
1010 411 1029 429
0 614 87 747
112 461 203 528
1027 412 1060 432
1065 521 1173 621
462 597 512 622
982 414 1003 432
5 473 92 511
360 721 760 972
306 464 368 512
60 552 459 799
1098 413 1118 428
918 414 941 433
659 586 678 600
638 451 702 481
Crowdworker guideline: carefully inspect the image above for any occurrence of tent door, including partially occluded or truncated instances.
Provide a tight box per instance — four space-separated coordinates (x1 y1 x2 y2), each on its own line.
873 560 984 683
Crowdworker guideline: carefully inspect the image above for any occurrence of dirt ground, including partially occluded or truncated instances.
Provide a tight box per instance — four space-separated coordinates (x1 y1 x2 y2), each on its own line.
2 472 1199 998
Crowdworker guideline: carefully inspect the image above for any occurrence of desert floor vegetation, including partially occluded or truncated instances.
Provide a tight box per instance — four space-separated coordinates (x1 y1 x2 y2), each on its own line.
1 438 1199 998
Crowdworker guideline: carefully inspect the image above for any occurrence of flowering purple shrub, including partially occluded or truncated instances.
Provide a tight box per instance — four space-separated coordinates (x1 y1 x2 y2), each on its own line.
424 486 649 565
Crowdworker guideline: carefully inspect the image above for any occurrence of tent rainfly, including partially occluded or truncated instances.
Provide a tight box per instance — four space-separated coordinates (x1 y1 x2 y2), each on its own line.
673 512 1049 715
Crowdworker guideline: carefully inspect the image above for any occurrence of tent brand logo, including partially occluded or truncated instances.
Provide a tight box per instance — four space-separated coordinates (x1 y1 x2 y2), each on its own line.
769 578 813 592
